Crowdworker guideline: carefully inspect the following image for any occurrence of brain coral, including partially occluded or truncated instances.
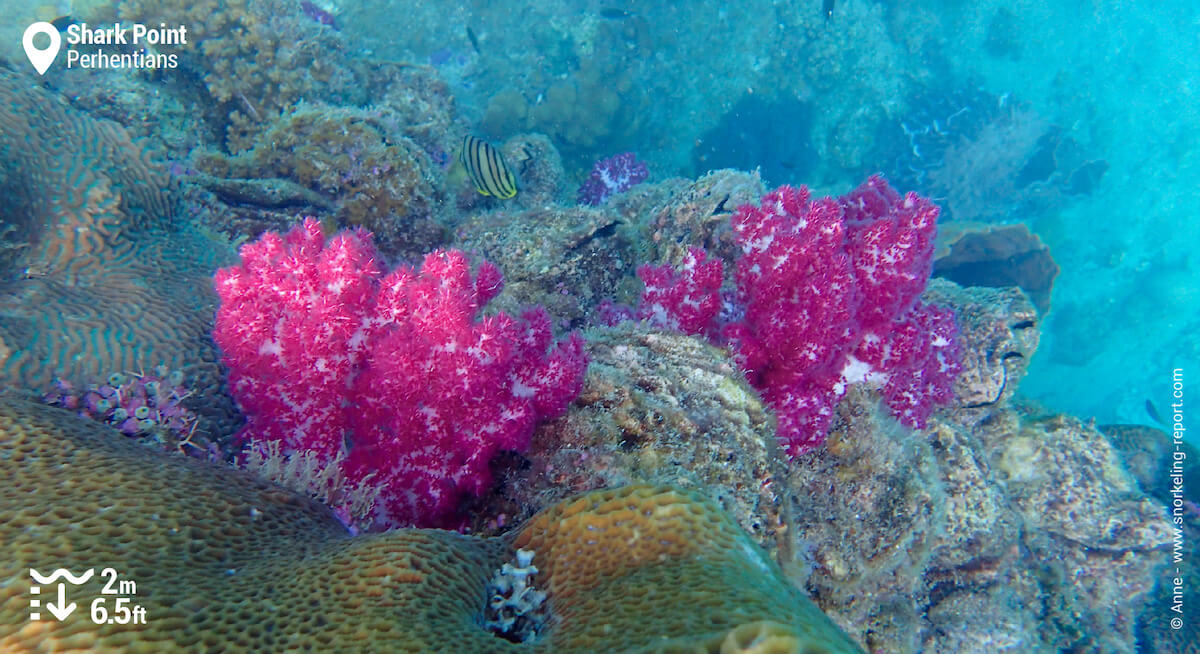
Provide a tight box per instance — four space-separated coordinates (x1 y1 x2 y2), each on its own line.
0 70 235 433
0 397 862 653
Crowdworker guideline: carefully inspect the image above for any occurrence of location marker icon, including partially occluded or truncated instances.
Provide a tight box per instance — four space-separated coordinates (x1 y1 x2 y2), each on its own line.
23 22 61 76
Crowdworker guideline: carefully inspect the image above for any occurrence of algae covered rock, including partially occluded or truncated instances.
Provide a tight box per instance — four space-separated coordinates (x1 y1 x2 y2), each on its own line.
480 323 790 560
779 393 1172 653
453 206 638 328
923 279 1040 415
197 102 448 261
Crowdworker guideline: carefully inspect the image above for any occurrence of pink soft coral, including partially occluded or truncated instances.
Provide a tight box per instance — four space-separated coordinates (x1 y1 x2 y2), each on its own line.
636 247 724 336
635 177 961 455
213 218 587 528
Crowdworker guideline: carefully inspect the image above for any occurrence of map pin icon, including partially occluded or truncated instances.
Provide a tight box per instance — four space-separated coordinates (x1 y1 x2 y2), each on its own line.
23 22 62 76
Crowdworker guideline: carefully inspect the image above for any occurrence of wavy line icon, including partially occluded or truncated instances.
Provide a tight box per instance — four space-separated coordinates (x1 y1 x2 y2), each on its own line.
30 569 94 585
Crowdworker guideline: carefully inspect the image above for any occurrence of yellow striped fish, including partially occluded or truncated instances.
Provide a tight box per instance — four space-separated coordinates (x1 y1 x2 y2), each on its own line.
459 135 518 199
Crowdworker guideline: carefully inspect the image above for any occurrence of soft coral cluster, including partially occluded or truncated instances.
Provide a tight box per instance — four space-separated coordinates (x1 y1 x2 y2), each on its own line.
638 177 961 455
576 152 649 205
636 247 724 336
213 218 587 528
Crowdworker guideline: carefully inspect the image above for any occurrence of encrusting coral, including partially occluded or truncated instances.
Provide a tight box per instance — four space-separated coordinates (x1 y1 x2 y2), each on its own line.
197 103 447 260
0 397 863 653
118 0 363 152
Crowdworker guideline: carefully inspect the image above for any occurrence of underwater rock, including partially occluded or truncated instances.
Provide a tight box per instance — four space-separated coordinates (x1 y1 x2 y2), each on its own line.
923 585 1043 652
985 412 1172 651
784 387 947 651
119 0 365 151
196 103 447 261
481 53 644 165
0 397 862 653
373 62 463 163
934 222 1059 314
469 280 1160 653
452 205 637 328
193 173 335 211
640 169 767 268
923 279 1041 414
780 398 1172 653
36 64 217 162
477 323 791 561
1101 423 1200 509
500 133 567 208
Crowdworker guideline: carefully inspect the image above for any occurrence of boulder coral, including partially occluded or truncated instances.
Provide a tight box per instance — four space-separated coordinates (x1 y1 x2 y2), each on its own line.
0 398 863 653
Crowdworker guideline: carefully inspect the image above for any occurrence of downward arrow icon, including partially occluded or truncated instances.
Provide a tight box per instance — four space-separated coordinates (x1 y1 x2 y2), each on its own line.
45 584 75 621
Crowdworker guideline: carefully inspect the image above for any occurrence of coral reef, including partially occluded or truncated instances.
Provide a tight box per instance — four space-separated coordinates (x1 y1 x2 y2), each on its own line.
880 87 1107 223
1107 426 1200 654
633 178 962 454
1102 424 1200 510
480 55 645 166
0 70 236 435
782 393 1172 652
765 1 913 176
923 280 1040 414
727 179 961 452
0 397 862 652
640 169 768 267
513 484 863 653
213 219 587 528
499 133 568 208
478 323 790 562
483 277 1167 653
118 0 365 151
372 63 463 162
636 248 724 335
483 548 548 642
927 102 1049 222
40 366 205 454
197 103 446 261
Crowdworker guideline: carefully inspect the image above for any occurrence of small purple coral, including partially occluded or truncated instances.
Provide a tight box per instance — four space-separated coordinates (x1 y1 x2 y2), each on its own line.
577 152 648 206
300 1 337 29
43 366 203 453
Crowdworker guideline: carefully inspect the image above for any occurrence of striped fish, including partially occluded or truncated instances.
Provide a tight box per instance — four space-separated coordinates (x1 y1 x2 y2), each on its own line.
459 135 518 199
